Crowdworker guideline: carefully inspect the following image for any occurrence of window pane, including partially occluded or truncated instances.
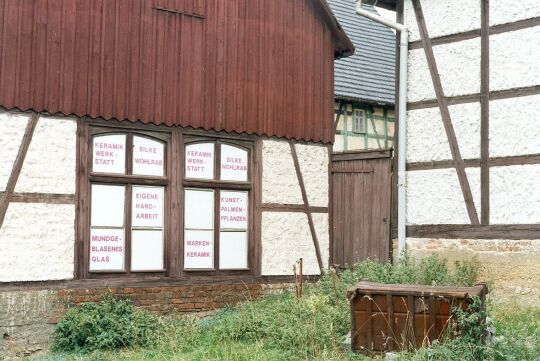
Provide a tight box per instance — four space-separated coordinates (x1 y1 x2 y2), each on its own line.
184 189 214 229
220 144 248 181
133 136 165 176
132 186 164 228
184 230 214 269
220 191 248 229
89 228 124 271
185 142 214 179
131 230 163 271
219 231 248 269
92 134 126 174
91 184 125 227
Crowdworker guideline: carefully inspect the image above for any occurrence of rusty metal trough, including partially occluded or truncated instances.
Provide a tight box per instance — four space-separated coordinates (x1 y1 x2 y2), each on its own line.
347 281 488 355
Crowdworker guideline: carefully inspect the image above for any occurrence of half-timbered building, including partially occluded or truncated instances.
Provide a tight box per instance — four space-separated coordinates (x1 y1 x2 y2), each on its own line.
0 0 354 354
376 0 539 302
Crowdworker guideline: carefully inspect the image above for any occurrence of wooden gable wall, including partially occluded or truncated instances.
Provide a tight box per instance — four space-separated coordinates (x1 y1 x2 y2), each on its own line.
0 0 348 143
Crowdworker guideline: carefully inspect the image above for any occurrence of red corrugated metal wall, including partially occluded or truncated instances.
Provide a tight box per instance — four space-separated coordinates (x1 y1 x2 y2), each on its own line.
0 0 337 143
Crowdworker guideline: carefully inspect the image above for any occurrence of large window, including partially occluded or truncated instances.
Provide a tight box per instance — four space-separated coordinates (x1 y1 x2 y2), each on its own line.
89 130 167 274
79 124 258 279
183 139 251 271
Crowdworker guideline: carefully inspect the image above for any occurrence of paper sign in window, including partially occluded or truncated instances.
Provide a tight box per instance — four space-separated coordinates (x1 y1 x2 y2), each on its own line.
91 184 125 227
133 136 165 176
89 228 125 271
220 191 248 229
184 230 214 269
219 231 248 269
92 134 126 174
184 189 214 229
185 143 214 179
220 144 248 181
131 230 164 271
132 186 164 228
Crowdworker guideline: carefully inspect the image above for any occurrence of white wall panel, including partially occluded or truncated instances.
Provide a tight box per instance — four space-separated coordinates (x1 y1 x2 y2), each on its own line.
403 0 480 42
490 27 540 91
0 111 29 192
15 116 76 194
0 203 74 282
406 168 480 224
295 143 329 207
408 39 481 102
490 0 540 26
407 103 480 163
261 140 303 204
490 95 540 157
491 165 540 224
261 212 320 275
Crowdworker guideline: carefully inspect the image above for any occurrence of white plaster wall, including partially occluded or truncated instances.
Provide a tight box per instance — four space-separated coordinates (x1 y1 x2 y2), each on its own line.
490 95 540 157
403 0 481 43
0 203 75 282
408 38 481 102
261 212 321 275
15 116 77 194
406 168 481 224
490 27 540 92
407 103 480 163
312 212 329 269
295 143 329 207
261 139 303 204
491 0 540 26
0 111 30 192
491 165 540 224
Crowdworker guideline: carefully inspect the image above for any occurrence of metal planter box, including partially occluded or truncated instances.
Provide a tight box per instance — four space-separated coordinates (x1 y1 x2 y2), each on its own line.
347 281 488 355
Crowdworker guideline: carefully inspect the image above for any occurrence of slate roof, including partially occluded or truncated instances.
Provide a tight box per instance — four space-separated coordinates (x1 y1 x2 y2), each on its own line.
328 0 396 105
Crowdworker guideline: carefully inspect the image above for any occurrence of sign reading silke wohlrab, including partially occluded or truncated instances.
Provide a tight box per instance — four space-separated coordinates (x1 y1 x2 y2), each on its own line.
133 136 165 176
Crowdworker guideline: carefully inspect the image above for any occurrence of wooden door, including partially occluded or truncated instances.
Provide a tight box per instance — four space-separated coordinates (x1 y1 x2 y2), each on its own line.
331 150 392 267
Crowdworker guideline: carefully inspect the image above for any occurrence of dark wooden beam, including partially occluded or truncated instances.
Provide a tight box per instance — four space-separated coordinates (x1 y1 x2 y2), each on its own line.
409 16 540 49
0 113 39 228
407 224 540 240
333 102 345 135
480 0 490 225
408 85 540 111
412 0 480 225
407 154 540 171
289 141 324 272
261 203 328 213
0 192 75 204
332 149 392 161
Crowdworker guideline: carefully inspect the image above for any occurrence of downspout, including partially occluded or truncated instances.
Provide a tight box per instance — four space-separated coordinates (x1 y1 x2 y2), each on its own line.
355 1 409 259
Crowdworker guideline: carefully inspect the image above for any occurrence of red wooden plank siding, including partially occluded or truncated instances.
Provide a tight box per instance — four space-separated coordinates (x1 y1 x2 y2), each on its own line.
0 0 352 144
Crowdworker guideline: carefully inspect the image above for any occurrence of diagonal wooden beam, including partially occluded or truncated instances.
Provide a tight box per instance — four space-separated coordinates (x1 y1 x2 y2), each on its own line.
0 113 39 228
480 0 490 224
411 0 480 225
289 140 324 273
333 102 345 135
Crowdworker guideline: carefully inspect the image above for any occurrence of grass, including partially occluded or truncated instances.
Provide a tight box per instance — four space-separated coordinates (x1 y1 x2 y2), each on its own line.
34 256 540 361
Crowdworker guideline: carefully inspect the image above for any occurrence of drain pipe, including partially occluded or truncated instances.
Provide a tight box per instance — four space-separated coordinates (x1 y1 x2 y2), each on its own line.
355 1 409 259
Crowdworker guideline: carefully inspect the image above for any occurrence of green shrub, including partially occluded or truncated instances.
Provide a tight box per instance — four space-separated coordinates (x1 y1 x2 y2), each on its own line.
52 293 162 353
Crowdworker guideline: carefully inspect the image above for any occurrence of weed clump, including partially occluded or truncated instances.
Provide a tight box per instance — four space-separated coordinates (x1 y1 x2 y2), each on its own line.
52 293 162 353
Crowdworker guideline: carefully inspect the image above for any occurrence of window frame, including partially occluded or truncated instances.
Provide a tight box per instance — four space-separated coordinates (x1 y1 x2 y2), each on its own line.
75 120 261 281
180 136 255 276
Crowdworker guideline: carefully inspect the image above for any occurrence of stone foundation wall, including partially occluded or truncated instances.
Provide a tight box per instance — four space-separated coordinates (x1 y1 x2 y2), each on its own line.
404 238 540 305
0 281 294 358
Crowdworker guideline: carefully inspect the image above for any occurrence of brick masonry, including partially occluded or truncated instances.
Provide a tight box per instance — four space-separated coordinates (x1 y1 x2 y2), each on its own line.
0 282 293 358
